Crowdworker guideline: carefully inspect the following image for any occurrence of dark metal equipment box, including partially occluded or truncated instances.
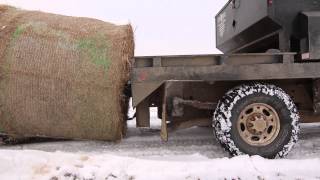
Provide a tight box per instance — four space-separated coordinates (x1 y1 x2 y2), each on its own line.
300 12 320 59
216 0 320 55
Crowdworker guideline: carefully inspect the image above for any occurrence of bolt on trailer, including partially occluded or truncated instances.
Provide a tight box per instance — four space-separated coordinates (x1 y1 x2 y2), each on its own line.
130 0 320 158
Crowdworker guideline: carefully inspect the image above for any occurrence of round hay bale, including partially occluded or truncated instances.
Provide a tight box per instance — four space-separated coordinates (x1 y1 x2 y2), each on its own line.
0 5 134 141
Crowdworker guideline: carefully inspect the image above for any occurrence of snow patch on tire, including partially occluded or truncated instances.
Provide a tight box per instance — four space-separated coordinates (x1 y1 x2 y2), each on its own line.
213 83 300 158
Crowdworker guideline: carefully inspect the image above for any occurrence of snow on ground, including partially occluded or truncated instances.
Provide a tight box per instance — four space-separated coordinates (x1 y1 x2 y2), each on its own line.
0 108 320 179
1 150 320 180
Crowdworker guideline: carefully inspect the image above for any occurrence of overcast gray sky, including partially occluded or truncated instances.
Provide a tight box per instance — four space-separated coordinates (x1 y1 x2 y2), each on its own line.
0 0 228 55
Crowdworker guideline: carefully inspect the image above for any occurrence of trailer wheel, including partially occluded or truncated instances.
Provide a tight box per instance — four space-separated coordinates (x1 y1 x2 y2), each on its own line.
213 83 300 158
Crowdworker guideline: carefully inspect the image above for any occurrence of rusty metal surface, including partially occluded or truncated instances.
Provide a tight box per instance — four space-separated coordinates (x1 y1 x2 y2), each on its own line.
131 82 163 107
134 54 222 68
132 53 297 84
161 81 228 122
132 61 320 85
176 99 216 110
172 97 216 117
131 53 320 127
136 98 150 128
134 53 288 68
160 83 169 142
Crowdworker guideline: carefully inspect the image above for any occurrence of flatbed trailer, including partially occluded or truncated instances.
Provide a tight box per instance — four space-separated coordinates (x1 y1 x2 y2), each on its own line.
131 52 320 158
130 0 320 158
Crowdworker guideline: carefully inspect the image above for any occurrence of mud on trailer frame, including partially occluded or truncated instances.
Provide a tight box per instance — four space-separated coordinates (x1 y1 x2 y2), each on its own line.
130 0 320 158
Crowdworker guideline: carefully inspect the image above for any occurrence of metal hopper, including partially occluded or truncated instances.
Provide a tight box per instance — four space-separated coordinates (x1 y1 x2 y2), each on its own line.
216 0 320 55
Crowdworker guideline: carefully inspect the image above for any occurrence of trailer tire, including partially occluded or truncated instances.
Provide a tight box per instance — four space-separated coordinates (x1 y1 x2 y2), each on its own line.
213 83 300 158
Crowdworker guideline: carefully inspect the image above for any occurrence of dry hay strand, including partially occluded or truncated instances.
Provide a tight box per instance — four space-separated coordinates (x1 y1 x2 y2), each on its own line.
0 5 134 141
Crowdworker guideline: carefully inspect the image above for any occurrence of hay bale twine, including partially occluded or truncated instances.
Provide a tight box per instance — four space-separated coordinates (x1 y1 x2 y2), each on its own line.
0 5 134 141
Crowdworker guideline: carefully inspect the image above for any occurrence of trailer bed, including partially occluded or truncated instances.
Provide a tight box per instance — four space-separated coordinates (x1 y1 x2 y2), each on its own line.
132 53 319 106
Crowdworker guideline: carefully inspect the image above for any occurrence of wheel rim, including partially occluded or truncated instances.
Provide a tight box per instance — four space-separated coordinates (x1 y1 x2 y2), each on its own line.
237 103 281 146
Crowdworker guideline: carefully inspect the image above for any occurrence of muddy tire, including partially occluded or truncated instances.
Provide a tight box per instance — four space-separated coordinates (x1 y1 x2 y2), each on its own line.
213 83 300 158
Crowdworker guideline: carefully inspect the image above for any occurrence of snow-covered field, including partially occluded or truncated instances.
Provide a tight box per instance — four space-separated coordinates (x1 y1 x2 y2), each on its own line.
0 108 320 179
1 149 320 180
